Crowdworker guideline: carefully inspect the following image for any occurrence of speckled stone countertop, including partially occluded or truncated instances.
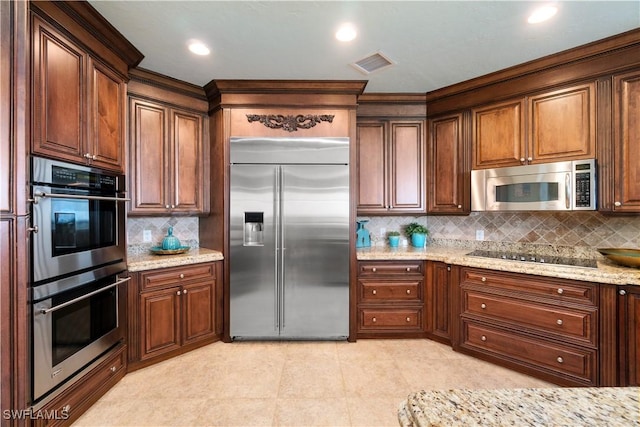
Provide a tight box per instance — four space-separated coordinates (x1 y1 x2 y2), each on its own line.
127 247 224 272
397 387 640 427
357 244 640 286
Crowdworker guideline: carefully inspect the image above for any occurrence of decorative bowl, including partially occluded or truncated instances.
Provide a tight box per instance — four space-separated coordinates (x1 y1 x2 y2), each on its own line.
597 248 640 268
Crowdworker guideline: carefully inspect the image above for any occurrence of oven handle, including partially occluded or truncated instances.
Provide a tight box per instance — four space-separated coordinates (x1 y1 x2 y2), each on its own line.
33 192 130 203
39 276 131 315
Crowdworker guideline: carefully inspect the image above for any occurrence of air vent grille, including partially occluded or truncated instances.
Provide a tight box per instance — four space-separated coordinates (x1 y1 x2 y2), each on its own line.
351 51 395 74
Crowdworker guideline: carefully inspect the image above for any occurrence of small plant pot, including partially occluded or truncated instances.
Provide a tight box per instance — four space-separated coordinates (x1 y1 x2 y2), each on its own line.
388 235 400 248
411 233 426 248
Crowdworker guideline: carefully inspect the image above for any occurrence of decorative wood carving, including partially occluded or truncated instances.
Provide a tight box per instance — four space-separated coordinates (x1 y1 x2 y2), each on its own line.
246 114 334 132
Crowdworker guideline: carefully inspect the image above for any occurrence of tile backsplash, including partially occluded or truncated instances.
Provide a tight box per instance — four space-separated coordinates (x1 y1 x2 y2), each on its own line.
127 217 200 254
360 212 640 252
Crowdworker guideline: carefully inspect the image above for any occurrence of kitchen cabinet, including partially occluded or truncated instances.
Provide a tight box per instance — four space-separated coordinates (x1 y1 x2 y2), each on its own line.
456 267 599 386
129 262 219 369
610 71 640 212
472 83 595 169
426 261 451 343
618 286 640 386
427 113 470 214
128 96 206 215
356 120 425 214
31 15 126 172
356 261 427 337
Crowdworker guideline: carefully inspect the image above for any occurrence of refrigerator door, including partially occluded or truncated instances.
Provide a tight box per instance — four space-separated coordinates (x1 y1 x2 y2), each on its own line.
280 165 349 339
230 164 279 339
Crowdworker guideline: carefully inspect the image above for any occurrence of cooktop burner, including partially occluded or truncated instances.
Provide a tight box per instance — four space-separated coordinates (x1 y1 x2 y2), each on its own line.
466 250 598 268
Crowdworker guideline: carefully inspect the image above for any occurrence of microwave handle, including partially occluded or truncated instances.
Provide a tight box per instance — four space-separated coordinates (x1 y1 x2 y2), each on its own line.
565 173 571 210
39 276 131 315
33 191 130 203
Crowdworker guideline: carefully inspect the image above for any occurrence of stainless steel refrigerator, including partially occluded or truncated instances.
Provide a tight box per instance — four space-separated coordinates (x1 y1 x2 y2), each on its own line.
230 136 350 340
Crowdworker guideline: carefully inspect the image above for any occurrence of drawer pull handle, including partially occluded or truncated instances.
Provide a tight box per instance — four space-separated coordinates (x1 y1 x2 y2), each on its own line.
406 317 411 322
179 273 185 279
556 319 563 325
372 317 377 323
372 289 377 295
406 267 411 272
481 277 487 282
557 356 564 364
110 366 116 373
372 268 377 273
557 288 564 294
406 289 411 295
481 335 487 342
480 303 487 309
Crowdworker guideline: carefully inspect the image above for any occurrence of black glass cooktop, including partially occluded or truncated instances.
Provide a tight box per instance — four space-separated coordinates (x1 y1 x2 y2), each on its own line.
466 250 598 268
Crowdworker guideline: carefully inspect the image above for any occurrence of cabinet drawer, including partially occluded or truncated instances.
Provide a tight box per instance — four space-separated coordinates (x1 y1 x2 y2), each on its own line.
359 280 422 302
460 268 597 306
462 321 596 385
359 308 423 330
140 263 215 290
463 291 597 347
358 261 423 276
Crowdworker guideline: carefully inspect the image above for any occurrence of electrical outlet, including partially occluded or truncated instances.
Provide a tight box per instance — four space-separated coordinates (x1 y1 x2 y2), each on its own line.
143 230 152 242
475 229 484 241
380 227 386 237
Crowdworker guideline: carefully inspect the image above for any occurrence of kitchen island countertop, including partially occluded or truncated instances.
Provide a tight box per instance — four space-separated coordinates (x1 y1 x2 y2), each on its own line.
357 245 640 286
127 247 223 272
398 387 640 427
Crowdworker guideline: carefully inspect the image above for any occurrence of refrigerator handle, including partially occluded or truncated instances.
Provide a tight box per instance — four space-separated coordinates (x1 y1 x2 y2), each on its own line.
274 166 280 330
280 166 286 329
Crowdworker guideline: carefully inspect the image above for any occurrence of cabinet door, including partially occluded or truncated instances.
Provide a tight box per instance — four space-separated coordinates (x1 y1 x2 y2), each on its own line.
88 59 125 172
613 72 640 212
528 83 595 163
623 288 640 386
129 98 169 214
170 110 204 213
32 16 86 162
427 114 468 214
389 121 425 212
356 122 387 213
182 281 215 345
427 261 450 342
139 287 181 360
472 99 525 169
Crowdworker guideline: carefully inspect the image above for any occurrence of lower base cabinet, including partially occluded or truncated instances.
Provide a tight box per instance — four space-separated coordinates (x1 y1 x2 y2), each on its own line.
426 261 451 343
128 262 221 370
619 285 640 386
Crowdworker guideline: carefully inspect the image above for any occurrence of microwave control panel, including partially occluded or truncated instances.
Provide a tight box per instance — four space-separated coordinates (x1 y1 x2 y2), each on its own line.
574 161 595 209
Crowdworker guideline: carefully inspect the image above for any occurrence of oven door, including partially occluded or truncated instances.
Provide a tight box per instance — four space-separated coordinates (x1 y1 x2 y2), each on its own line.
485 171 571 211
31 184 127 283
32 273 129 401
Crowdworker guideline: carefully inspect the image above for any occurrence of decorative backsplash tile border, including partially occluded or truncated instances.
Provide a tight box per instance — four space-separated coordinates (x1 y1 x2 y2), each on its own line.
127 217 200 254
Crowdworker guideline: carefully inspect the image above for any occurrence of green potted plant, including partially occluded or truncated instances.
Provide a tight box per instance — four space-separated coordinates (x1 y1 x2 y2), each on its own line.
387 231 401 248
404 222 429 248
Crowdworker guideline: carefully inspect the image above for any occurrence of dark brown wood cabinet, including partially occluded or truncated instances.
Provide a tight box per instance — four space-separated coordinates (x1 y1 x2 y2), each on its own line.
356 261 427 337
356 120 425 214
611 71 640 213
427 113 470 214
31 14 126 172
618 286 640 386
426 261 451 343
472 83 595 170
455 267 599 386
129 262 220 370
128 71 208 215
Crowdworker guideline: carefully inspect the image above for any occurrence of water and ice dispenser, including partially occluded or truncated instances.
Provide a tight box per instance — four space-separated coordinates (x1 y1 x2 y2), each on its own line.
243 212 264 246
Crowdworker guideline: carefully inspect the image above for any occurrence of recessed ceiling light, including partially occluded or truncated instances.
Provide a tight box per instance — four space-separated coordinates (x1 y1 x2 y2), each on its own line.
528 5 558 24
188 40 210 56
335 23 357 42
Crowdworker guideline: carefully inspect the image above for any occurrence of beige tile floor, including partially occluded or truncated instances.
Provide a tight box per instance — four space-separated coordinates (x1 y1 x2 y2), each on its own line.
72 339 556 427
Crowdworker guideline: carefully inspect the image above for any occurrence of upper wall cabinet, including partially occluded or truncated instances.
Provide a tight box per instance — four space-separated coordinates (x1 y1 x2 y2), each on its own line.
127 69 209 216
357 120 425 214
472 83 596 170
31 15 127 172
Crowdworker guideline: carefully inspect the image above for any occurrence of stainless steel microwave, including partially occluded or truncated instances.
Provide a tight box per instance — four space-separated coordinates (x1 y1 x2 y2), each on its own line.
471 159 596 211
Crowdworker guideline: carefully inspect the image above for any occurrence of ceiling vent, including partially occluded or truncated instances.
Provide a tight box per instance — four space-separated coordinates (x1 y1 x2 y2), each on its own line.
351 51 395 74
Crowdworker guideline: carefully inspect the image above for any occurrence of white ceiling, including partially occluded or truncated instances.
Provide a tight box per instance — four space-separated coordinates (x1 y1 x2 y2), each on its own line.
88 1 640 93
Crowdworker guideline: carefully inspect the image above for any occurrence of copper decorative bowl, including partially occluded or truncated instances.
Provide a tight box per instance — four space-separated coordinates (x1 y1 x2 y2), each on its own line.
597 248 640 268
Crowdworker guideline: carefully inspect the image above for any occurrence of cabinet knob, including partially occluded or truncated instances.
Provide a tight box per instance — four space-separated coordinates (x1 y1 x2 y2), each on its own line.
557 288 564 295
372 289 377 295
406 289 411 295
183 289 188 294
457 205 462 209
84 153 92 159
614 201 622 207
527 157 533 162
520 158 525 163
372 267 377 272
171 205 175 208
481 335 487 342
556 319 563 325
110 366 117 373
179 273 185 279
556 356 564 364
372 317 377 323
447 266 451 271
176 290 181 295
165 205 170 209
481 277 487 282
480 303 487 309
406 267 411 272
406 317 411 322
619 289 627 296
92 154 97 160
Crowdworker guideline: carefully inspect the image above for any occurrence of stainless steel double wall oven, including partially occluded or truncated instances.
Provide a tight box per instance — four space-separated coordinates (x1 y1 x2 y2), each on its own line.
29 157 128 402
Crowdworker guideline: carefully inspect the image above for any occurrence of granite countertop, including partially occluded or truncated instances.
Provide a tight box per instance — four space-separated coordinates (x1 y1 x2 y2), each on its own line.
357 245 640 286
127 247 224 272
397 387 640 427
